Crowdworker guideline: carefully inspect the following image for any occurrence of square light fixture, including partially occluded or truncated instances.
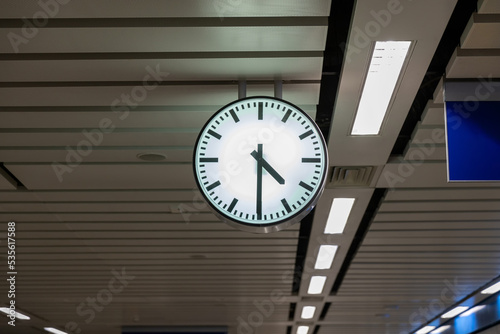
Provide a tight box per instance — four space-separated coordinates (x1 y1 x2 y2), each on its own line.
297 325 309 334
45 328 69 334
351 41 412 135
441 306 468 318
308 276 327 294
460 305 486 317
301 306 316 319
481 281 500 294
0 307 30 320
416 326 436 334
314 245 338 269
324 198 355 234
430 325 450 334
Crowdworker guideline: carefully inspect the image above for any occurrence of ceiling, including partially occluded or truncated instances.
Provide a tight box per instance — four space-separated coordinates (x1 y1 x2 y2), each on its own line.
1 0 500 333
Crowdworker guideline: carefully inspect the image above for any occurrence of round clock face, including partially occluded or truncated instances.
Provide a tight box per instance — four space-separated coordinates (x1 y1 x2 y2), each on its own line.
193 96 328 233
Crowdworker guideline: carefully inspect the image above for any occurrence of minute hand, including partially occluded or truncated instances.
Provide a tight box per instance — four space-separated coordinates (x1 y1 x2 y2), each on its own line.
250 150 285 185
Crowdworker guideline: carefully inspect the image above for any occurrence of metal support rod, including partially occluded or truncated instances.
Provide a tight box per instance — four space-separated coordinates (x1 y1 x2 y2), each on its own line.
238 80 246 99
274 80 283 99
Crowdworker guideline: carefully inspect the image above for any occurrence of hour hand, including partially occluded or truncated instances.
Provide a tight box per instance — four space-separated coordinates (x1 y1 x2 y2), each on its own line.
250 150 285 185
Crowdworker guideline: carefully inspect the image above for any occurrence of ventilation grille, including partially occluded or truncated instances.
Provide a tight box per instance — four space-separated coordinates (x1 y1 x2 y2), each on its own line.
330 166 374 187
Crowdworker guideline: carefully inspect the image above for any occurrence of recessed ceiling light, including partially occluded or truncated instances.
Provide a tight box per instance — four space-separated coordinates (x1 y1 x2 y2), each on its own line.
441 306 468 318
308 276 327 294
45 328 69 334
136 152 167 161
297 325 309 334
430 325 450 334
314 245 338 269
415 326 436 334
324 198 355 234
481 281 500 294
301 306 316 319
460 305 486 317
351 41 412 135
0 307 30 320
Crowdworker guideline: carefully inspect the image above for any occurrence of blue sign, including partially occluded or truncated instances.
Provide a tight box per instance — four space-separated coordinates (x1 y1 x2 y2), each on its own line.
445 80 500 182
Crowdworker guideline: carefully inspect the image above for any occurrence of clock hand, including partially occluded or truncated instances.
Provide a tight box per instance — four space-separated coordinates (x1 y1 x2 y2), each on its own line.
250 149 285 185
256 144 262 220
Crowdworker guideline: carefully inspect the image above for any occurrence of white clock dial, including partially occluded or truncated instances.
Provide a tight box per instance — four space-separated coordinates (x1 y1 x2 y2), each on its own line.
193 96 328 233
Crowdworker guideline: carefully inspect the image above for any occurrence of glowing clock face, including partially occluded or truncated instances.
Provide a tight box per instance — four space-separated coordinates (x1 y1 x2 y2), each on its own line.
193 96 328 233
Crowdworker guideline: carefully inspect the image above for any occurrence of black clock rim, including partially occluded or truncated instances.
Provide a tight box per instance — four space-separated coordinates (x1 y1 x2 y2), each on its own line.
192 96 329 234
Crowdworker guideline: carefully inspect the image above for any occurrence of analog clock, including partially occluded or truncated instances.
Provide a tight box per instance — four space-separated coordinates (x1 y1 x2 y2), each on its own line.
193 96 328 233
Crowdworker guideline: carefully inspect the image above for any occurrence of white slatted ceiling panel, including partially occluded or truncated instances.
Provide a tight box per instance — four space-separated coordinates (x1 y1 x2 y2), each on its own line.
324 1 500 333
0 1 329 333
1 0 500 334
475 323 500 334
